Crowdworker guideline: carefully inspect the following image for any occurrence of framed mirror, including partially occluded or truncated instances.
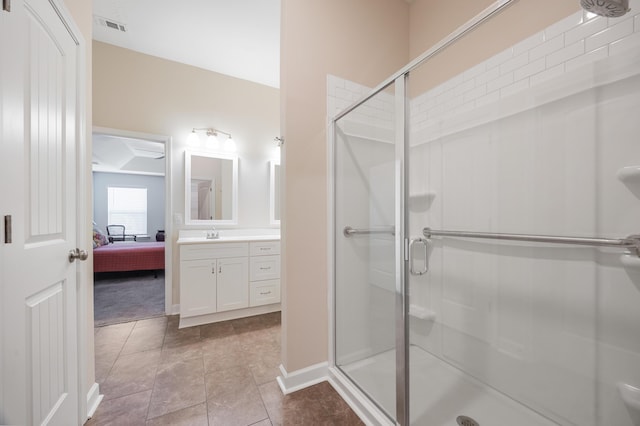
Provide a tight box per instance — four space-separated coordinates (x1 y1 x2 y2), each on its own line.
185 150 238 225
269 160 281 225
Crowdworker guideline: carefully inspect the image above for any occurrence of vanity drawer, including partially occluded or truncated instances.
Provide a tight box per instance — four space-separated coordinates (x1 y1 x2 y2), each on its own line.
250 279 280 306
249 255 280 281
250 241 280 256
180 242 248 261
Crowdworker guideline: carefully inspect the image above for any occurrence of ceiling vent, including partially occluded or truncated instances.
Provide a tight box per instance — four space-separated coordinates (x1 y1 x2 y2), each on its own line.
93 15 127 33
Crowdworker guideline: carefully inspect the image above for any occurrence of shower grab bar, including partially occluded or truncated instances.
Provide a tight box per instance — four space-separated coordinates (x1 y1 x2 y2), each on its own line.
423 227 640 257
343 226 395 237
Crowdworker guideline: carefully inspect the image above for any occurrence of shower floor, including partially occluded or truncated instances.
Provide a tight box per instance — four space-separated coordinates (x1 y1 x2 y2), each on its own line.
342 345 558 426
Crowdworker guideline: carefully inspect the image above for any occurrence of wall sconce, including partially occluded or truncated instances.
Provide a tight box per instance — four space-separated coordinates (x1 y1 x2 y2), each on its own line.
187 127 235 152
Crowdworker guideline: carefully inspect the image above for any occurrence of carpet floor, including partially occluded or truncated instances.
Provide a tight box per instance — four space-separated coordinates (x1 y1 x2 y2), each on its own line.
94 270 165 327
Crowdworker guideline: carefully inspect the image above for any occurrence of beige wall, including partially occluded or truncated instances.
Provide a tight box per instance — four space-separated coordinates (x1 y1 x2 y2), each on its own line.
93 41 280 305
408 0 581 92
63 0 96 398
281 0 582 374
280 0 410 372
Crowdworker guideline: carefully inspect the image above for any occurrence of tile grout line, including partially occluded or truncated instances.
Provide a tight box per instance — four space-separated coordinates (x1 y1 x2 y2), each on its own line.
143 319 172 422
97 320 137 397
201 346 212 426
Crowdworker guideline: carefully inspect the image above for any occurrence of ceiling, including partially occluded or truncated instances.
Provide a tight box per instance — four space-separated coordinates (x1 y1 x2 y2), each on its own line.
92 134 165 175
92 0 281 88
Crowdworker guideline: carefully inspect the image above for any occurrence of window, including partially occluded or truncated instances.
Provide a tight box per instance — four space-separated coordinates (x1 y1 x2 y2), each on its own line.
107 187 147 235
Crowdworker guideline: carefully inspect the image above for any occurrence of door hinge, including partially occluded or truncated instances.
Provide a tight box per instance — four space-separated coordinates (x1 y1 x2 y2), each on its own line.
4 215 12 243
2 0 10 12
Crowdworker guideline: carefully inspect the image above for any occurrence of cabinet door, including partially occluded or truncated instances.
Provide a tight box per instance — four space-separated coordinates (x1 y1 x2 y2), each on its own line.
217 257 249 312
180 259 217 317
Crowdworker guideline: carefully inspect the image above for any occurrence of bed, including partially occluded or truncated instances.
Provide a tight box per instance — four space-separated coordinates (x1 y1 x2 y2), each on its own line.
93 241 165 273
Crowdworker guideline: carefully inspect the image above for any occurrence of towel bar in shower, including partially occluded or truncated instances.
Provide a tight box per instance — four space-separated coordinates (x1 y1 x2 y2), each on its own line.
343 226 395 237
423 227 640 257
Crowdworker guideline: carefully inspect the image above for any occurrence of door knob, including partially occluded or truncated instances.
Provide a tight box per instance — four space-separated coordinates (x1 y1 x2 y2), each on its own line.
68 248 88 263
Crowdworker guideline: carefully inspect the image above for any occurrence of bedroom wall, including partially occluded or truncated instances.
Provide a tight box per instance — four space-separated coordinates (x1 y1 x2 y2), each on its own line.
92 172 166 239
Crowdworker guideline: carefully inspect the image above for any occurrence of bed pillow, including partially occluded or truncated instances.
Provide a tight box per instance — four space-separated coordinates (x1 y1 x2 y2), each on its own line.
93 226 109 247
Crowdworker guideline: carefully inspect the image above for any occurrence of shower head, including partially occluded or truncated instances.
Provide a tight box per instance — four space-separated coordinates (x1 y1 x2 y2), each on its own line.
580 0 630 17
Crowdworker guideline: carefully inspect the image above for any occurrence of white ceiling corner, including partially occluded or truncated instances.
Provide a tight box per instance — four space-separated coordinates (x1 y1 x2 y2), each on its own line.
92 134 165 175
92 0 281 88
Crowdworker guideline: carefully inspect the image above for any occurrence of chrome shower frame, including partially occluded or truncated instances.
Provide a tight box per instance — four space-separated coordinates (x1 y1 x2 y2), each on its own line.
329 1 520 425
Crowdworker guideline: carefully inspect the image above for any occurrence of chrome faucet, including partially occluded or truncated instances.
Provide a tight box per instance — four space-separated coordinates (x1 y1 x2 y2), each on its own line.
206 227 219 239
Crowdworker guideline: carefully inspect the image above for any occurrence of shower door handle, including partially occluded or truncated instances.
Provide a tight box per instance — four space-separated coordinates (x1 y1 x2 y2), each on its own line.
409 238 429 275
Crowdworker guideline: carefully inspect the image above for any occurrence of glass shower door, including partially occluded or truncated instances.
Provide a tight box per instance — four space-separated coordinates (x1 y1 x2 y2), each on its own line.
334 80 405 423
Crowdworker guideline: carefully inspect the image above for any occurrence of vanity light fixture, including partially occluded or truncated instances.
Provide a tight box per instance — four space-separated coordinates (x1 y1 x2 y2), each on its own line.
206 129 219 147
187 127 233 150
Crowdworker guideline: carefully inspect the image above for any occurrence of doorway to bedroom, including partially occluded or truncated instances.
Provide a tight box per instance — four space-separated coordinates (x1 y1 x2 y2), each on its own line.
92 128 172 326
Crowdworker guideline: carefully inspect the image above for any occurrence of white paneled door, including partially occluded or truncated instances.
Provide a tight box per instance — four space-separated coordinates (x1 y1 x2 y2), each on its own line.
1 0 83 425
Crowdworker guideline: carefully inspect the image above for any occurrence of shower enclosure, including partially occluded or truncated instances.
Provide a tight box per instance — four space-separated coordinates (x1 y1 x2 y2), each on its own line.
330 1 640 425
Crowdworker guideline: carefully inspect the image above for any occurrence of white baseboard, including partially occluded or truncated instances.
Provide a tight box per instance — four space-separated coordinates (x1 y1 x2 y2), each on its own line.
276 362 329 395
328 368 392 426
170 304 180 315
86 382 103 419
179 304 280 328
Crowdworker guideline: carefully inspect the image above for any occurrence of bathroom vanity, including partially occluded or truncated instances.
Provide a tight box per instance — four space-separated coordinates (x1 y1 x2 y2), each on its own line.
177 231 280 328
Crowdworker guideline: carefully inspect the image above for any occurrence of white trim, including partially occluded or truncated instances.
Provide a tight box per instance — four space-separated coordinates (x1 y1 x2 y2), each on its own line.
171 304 181 315
276 362 329 395
86 382 103 418
326 118 336 370
183 149 239 226
328 368 393 426
164 139 173 316
91 127 173 316
269 160 281 226
60 0 89 422
92 127 170 143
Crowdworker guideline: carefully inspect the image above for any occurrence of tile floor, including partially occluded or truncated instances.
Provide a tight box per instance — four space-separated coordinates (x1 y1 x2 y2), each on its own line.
89 312 363 425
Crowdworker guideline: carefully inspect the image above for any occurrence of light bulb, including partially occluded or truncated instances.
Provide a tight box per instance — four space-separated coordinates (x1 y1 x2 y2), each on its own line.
186 130 200 146
224 136 236 152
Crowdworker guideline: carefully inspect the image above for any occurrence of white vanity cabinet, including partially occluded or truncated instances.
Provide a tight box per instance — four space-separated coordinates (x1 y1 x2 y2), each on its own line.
180 242 248 319
178 237 280 328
